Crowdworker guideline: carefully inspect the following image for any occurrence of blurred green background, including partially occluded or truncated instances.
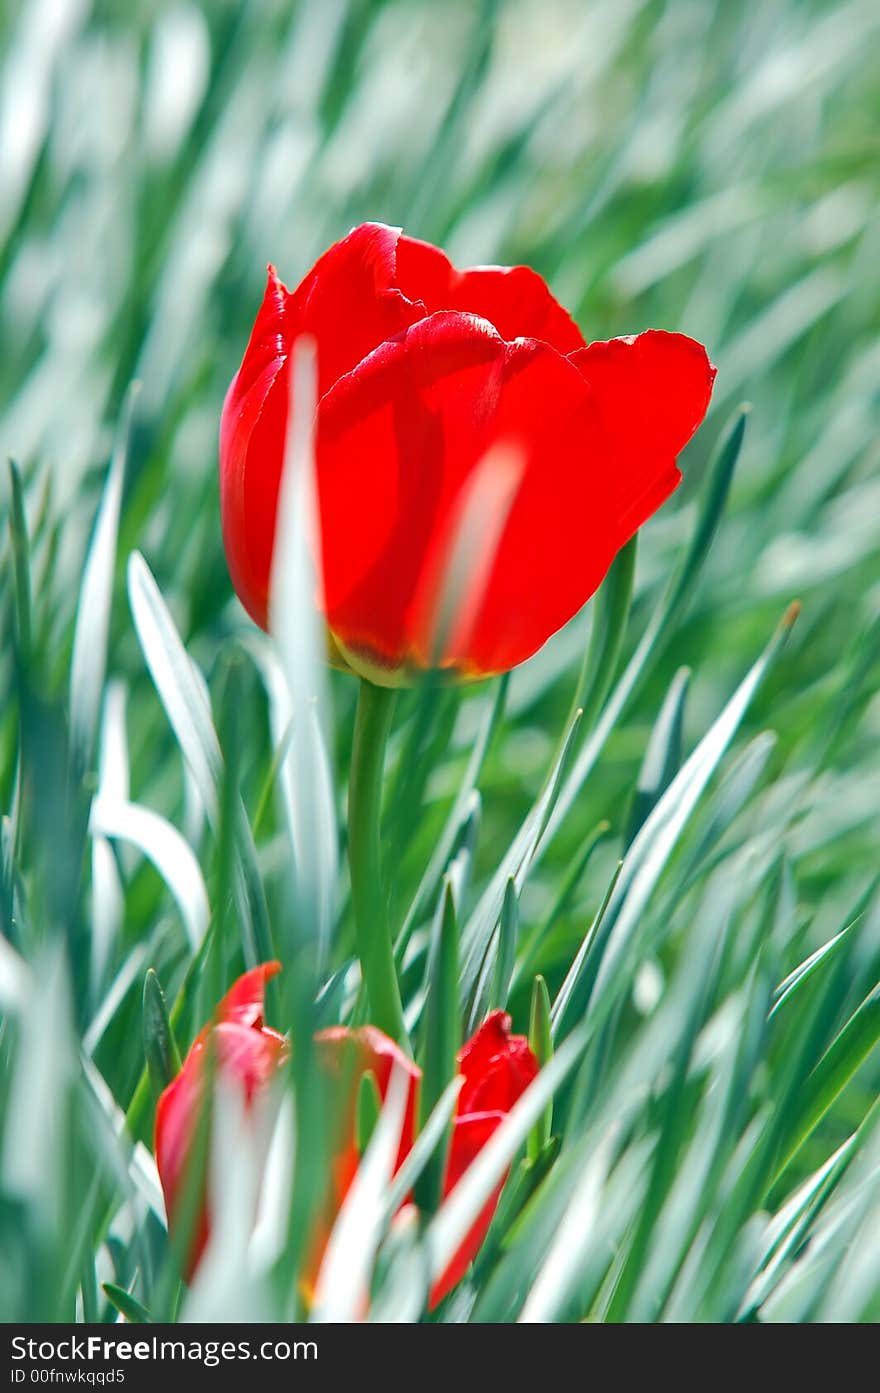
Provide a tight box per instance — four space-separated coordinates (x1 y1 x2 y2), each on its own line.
2 0 880 1323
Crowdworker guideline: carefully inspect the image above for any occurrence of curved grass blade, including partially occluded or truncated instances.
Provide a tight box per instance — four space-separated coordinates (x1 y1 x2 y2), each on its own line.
127 550 220 819
127 552 270 964
770 916 864 1021
103 1282 152 1324
90 795 209 952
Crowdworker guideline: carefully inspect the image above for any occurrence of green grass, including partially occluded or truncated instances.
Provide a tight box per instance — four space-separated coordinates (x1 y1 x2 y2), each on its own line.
2 0 880 1323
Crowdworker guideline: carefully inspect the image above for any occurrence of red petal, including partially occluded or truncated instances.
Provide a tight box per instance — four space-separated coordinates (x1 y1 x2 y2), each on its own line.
396 233 586 355
427 1013 538 1306
289 223 426 397
316 310 509 673
457 1009 539 1116
569 330 716 536
315 1025 421 1176
154 971 286 1279
219 227 586 637
219 227 425 627
218 959 282 1030
219 267 289 629
318 312 632 675
430 1111 507 1308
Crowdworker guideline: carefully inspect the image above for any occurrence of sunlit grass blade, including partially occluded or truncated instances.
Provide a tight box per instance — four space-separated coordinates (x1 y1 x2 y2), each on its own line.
127 551 271 964
518 1121 618 1322
268 338 338 966
127 551 221 818
90 796 209 953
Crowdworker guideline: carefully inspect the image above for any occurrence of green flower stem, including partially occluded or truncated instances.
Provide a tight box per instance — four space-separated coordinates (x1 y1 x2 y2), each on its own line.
349 679 408 1046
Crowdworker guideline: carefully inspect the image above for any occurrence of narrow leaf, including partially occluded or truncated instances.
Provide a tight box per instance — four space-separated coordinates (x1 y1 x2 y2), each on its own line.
143 969 182 1101
69 384 138 785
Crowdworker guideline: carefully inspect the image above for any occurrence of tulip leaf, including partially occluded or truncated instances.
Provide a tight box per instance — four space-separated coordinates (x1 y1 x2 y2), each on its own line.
90 796 209 953
512 819 610 992
519 1121 619 1323
69 383 138 788
565 532 637 739
143 969 182 1101
356 1070 383 1154
527 975 553 1164
675 729 778 895
385 1078 462 1223
624 665 690 850
459 705 582 1013
102 1282 153 1324
83 942 150 1058
127 552 271 965
267 341 339 967
468 874 520 1034
553 604 797 1043
539 404 749 858
397 673 508 959
551 859 622 1038
6 459 32 661
493 878 519 1011
127 550 221 816
740 1134 859 1320
776 980 880 1181
416 878 460 1213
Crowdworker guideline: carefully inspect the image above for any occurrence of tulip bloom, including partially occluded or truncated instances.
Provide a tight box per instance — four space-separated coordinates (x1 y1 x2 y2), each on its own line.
316 1007 539 1307
155 966 538 1306
154 962 287 1276
219 222 715 684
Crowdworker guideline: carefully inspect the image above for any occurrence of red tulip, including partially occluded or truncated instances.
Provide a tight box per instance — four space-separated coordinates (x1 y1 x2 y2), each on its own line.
154 961 287 1276
314 1008 539 1307
155 966 538 1308
219 222 715 684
